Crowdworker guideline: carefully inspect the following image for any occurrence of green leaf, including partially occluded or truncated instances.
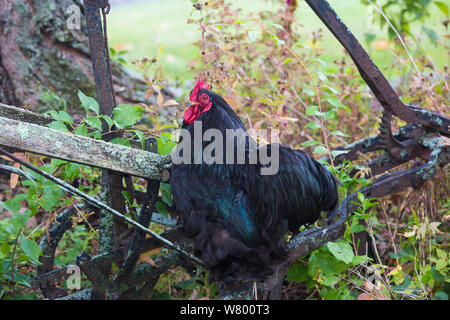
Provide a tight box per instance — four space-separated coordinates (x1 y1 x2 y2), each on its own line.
101 115 114 130
0 199 21 214
73 123 88 137
301 140 320 147
78 90 99 115
286 261 309 282
62 163 80 181
313 145 328 154
47 110 74 125
302 88 315 97
47 121 69 132
85 116 103 131
110 137 131 147
112 104 144 128
434 291 448 300
19 236 42 264
331 150 350 158
121 191 133 206
350 223 367 234
311 58 326 66
327 241 355 264
160 183 173 206
326 97 344 109
7 211 31 237
435 1 449 15
316 72 328 82
365 32 377 44
157 132 177 156
322 85 339 95
422 27 438 44
133 130 146 150
0 242 11 259
350 255 368 266
305 121 321 130
330 130 349 137
156 201 169 218
305 106 319 117
323 110 337 121
357 192 365 205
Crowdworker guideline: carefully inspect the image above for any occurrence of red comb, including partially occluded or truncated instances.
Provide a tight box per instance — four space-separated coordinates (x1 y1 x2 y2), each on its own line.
190 77 210 102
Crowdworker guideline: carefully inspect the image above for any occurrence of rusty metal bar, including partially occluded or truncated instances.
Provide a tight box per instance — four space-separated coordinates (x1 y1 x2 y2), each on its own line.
305 0 449 136
83 0 115 121
83 0 122 295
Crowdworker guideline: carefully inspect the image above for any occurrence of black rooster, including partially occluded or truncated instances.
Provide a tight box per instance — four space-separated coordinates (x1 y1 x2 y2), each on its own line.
170 78 339 282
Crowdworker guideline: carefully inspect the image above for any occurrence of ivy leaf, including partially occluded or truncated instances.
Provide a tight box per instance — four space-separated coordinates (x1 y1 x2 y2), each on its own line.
327 242 354 264
112 104 144 129
19 236 42 264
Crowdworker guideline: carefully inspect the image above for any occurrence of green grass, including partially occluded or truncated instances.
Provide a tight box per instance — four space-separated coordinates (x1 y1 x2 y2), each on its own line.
107 0 448 81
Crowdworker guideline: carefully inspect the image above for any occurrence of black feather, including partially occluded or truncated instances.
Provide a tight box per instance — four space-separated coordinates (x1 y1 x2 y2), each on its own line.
170 88 339 282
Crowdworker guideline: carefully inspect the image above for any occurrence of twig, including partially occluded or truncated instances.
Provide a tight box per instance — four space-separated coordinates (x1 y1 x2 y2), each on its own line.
368 0 421 78
10 228 22 298
283 45 336 169
365 223 397 299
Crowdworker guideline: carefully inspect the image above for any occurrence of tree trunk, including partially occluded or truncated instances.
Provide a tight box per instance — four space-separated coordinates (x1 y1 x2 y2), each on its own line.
0 0 171 114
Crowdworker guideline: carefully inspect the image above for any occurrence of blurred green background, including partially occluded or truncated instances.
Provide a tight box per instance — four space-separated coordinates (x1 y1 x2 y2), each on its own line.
107 0 448 80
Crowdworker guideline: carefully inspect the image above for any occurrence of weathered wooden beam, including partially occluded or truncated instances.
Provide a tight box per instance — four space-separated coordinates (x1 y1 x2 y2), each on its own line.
0 103 52 125
0 116 171 181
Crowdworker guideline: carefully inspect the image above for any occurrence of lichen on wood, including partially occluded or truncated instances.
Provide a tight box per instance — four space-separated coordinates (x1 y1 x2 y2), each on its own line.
0 115 172 181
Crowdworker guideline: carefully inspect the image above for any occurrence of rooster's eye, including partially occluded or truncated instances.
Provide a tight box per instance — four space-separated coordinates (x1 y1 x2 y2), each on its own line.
199 93 209 104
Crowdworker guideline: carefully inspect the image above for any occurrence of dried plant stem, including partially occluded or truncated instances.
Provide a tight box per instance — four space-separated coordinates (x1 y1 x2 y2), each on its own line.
10 228 22 298
283 45 336 169
365 222 397 299
368 0 421 78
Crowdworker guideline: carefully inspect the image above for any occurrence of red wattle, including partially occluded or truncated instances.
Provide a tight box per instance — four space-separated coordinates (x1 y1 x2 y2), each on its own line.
184 106 200 124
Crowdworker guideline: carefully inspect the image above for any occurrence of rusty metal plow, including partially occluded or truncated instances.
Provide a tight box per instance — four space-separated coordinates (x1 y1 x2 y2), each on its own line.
0 0 447 300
